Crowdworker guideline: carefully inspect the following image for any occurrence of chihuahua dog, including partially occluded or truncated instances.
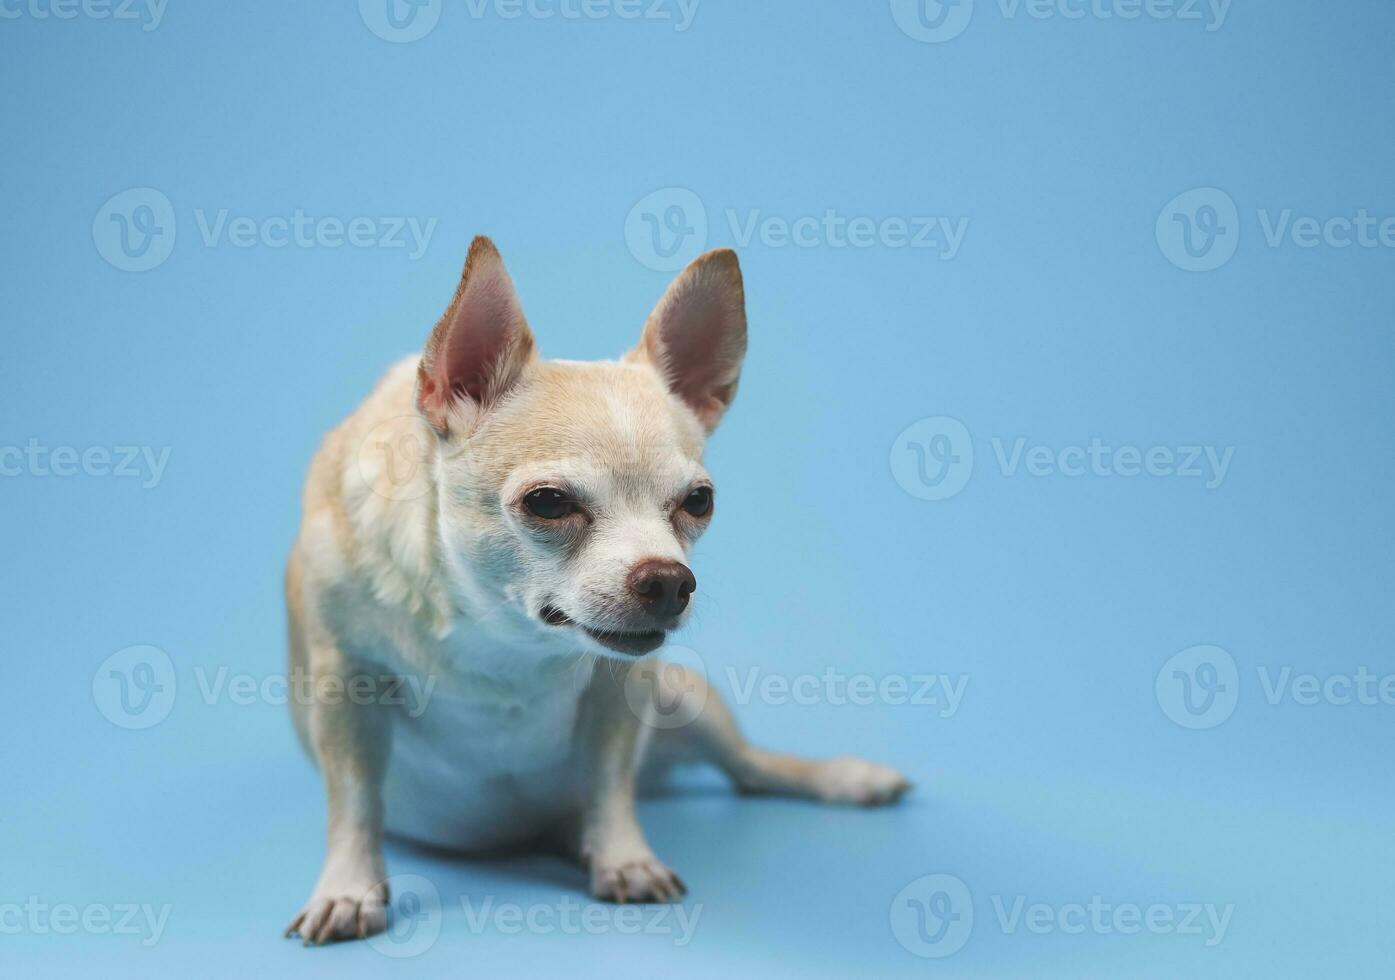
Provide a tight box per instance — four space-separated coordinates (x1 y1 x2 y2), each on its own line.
283 238 909 944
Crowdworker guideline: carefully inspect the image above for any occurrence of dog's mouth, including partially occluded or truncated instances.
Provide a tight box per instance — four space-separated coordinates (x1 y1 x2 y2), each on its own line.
539 605 666 656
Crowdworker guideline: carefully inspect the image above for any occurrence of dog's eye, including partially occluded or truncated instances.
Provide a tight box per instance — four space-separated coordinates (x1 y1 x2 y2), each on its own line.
680 486 713 518
523 488 576 520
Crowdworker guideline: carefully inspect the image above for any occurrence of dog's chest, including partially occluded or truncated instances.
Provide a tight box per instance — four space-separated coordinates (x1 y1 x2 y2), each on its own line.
380 641 592 849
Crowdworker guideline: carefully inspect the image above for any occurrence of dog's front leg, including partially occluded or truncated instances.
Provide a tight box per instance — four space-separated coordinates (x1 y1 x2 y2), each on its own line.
577 661 687 904
286 646 392 944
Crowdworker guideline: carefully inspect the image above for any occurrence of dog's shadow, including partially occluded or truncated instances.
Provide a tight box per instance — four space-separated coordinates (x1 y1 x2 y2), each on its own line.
385 838 583 894
379 775 822 898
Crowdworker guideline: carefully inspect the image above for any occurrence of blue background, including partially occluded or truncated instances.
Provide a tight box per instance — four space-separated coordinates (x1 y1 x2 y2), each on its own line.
2 0 1392 976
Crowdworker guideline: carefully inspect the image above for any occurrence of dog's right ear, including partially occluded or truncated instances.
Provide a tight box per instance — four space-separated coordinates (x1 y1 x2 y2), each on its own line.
417 236 536 435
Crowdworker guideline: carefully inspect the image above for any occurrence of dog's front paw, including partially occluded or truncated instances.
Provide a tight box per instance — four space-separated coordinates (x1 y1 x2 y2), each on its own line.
589 856 687 904
285 879 389 946
812 756 912 806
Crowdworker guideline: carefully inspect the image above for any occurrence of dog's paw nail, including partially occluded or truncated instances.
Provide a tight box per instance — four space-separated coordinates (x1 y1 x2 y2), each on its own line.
591 858 686 904
287 883 389 946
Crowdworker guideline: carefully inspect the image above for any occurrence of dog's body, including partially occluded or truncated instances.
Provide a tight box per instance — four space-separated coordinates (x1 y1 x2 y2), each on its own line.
285 239 909 944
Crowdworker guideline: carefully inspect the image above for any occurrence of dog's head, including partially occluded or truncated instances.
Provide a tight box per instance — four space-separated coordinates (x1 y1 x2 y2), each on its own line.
416 237 746 658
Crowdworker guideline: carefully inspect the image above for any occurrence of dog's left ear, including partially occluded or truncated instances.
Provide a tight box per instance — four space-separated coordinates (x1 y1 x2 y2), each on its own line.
627 248 748 433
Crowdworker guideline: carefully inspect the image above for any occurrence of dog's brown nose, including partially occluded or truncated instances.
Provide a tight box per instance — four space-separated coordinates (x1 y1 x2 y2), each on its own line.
626 559 696 621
